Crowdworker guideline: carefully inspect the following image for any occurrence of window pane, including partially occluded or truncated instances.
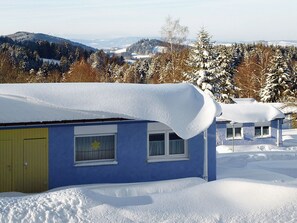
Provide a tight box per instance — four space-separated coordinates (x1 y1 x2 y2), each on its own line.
169 133 185 154
255 127 261 137
227 128 233 138
234 128 242 138
75 135 115 161
149 133 165 156
263 126 269 135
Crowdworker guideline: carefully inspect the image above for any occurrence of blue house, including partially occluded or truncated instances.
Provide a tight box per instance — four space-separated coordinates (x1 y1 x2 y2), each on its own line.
216 103 285 148
0 83 220 193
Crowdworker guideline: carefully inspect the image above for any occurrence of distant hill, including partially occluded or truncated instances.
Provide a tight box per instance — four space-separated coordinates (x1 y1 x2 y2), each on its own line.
6 31 95 52
0 32 96 73
126 39 168 55
215 40 297 47
73 37 146 50
266 40 297 47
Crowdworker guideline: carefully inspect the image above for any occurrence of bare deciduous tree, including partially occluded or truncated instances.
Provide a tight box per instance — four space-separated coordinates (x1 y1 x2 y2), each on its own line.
161 16 189 53
161 16 189 80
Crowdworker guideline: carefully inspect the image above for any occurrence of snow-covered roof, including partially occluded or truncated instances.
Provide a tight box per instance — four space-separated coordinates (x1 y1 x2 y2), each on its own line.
268 103 297 115
217 103 285 123
232 98 257 104
0 83 221 139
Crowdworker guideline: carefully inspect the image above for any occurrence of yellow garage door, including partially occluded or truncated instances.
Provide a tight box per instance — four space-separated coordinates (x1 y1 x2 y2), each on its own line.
23 138 48 193
0 140 12 192
0 128 48 193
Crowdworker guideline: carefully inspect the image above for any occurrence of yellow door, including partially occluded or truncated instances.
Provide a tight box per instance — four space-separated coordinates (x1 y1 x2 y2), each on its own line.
23 138 48 193
0 140 12 192
0 128 48 193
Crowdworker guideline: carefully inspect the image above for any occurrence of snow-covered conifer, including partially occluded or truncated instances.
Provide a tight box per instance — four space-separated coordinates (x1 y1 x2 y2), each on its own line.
184 29 219 99
215 45 237 103
260 49 293 102
147 56 161 83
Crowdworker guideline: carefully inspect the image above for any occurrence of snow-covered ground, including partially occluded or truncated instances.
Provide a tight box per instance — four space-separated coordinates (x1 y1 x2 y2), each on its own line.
1 129 297 223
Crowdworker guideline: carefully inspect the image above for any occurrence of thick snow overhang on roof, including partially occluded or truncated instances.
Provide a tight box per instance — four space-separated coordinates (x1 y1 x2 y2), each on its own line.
217 103 285 123
0 83 221 139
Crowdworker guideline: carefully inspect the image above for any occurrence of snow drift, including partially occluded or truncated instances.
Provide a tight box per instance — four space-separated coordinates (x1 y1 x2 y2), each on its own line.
0 83 221 139
1 177 297 223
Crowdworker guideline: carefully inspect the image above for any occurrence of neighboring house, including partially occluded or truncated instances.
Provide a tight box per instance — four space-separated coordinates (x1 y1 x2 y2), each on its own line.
232 98 295 129
268 103 297 129
216 103 285 147
0 83 220 193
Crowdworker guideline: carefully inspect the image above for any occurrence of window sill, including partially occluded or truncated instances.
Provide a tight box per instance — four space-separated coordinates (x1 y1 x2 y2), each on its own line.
147 157 189 163
74 160 118 167
226 137 243 140
255 135 271 139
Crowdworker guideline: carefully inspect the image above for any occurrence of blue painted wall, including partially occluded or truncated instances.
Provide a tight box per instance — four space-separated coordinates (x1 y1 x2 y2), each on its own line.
216 119 282 146
207 120 217 181
48 120 216 189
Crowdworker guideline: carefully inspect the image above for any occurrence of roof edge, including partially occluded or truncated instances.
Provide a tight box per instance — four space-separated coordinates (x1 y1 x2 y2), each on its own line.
0 118 131 128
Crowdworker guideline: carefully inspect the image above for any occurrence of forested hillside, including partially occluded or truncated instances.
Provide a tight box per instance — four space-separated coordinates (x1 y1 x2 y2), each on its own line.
0 33 124 83
1 31 297 103
126 39 168 55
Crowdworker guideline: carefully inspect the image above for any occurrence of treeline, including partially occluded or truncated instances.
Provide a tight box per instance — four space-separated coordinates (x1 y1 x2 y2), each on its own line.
1 31 297 103
63 30 297 103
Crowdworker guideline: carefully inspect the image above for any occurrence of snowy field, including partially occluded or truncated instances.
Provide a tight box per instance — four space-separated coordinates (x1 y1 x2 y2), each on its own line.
1 129 297 222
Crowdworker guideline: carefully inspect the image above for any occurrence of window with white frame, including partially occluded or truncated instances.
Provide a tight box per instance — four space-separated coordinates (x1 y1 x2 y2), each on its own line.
226 123 243 139
74 125 117 164
255 122 270 137
147 123 187 161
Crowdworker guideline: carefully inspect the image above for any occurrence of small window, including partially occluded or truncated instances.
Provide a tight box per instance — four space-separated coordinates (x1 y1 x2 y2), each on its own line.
255 126 262 137
169 133 184 155
74 125 117 164
263 126 269 136
147 123 188 161
254 124 270 137
75 135 115 162
234 127 242 138
226 124 242 139
227 128 233 138
149 133 165 156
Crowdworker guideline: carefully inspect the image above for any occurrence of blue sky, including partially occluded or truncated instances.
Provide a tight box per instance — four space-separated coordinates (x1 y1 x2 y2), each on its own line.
1 0 297 41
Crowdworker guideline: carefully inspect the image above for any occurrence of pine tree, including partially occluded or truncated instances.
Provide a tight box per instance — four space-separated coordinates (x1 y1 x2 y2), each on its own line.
123 59 150 83
215 45 237 103
147 55 162 83
123 64 137 83
112 64 129 83
291 63 297 96
184 29 218 98
260 49 293 102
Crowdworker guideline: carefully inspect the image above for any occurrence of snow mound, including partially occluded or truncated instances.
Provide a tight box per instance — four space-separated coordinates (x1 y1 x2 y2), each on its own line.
86 177 205 198
217 151 297 182
0 188 92 222
1 178 297 223
0 83 220 139
217 103 284 123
